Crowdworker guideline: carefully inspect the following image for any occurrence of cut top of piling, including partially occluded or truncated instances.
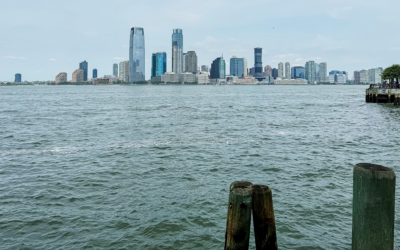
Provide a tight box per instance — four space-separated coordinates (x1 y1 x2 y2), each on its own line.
230 181 253 196
354 163 396 180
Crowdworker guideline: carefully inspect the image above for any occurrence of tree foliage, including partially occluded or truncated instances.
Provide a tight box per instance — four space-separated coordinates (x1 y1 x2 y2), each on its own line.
382 64 400 83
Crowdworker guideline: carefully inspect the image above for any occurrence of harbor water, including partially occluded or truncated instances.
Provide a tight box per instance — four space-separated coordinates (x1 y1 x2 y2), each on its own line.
0 85 399 249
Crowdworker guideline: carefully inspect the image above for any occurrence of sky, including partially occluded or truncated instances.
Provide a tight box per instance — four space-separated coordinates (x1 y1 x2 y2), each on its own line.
1 0 400 81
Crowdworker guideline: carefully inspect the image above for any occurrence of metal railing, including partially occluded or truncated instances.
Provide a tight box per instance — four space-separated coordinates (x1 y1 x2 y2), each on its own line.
370 83 400 89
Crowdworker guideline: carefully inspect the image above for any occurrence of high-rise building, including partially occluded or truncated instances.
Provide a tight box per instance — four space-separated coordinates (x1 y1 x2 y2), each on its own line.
264 65 272 76
230 56 244 77
93 69 98 79
72 69 84 82
151 52 167 77
254 48 263 79
55 72 67 83
305 61 316 84
285 62 291 79
172 29 183 73
272 68 278 79
319 62 327 82
278 62 284 79
182 53 187 72
329 71 347 84
113 63 118 77
291 66 305 79
201 65 208 72
123 61 129 82
354 71 360 84
119 61 125 79
185 51 197 73
129 27 145 82
79 60 88 81
359 70 368 83
210 55 226 79
368 68 383 84
249 67 256 76
315 63 320 82
243 57 248 76
15 73 21 83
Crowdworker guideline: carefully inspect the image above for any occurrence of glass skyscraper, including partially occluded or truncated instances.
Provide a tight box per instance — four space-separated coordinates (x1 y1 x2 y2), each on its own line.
172 29 183 73
230 56 244 77
129 27 145 82
15 73 21 83
93 69 98 79
113 63 118 77
254 48 263 79
291 66 305 79
305 61 316 84
272 68 278 79
79 60 88 81
210 55 226 79
151 52 167 77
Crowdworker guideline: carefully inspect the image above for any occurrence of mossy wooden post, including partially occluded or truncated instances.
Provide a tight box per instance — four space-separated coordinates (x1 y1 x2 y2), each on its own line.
252 185 278 250
352 163 396 250
225 181 253 250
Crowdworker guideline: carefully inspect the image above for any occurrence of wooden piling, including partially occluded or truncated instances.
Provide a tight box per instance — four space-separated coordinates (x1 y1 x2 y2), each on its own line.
252 185 278 250
352 163 396 250
225 181 253 250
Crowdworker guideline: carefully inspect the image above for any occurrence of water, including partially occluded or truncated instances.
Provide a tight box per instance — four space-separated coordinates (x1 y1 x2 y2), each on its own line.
0 85 399 249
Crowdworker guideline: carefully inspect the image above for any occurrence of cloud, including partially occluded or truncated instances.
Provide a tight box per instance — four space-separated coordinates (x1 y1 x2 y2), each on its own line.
271 54 322 66
4 56 26 60
329 6 352 19
49 58 56 61
390 47 400 51
113 57 126 60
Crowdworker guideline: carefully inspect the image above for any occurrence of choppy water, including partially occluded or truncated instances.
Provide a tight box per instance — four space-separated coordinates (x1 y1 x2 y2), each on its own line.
0 85 399 249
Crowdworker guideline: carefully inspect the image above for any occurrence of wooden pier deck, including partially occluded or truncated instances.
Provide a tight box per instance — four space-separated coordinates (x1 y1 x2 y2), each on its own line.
366 86 400 104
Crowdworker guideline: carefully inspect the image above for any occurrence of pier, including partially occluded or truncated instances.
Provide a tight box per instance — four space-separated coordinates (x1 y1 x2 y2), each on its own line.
366 84 400 104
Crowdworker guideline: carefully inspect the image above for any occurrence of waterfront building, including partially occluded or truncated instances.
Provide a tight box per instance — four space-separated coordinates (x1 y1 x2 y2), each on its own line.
274 78 308 85
15 73 22 83
354 70 361 84
329 71 347 84
201 65 208 72
359 70 369 83
79 60 88 81
368 68 383 84
285 62 291 79
72 69 84 82
272 68 278 79
55 72 67 83
243 57 248 76
113 64 118 77
278 62 284 79
151 52 167 78
92 77 110 85
197 74 209 84
249 67 256 76
291 66 305 79
93 69 98 79
129 27 145 82
119 61 125 79
254 48 263 78
305 61 316 84
160 72 196 83
230 56 244 77
172 29 183 73
210 55 226 79
185 51 197 74
264 65 272 76
319 62 328 82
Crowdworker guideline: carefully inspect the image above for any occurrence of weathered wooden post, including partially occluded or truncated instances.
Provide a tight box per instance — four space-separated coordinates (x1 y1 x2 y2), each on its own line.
225 181 253 250
252 185 278 250
352 163 396 250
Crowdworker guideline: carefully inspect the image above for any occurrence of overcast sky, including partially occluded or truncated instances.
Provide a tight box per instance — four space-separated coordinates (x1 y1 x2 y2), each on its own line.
1 0 399 81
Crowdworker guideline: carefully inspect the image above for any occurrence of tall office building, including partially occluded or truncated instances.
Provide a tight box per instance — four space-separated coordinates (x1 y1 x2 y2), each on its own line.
368 68 383 84
264 65 272 76
249 67 256 76
315 63 320 82
119 61 124 79
354 70 360 84
230 56 244 77
129 27 145 82
319 62 327 82
201 65 208 72
15 73 21 83
123 61 129 81
79 60 88 81
172 29 183 73
72 69 84 82
291 67 305 79
185 51 197 73
254 48 263 79
329 70 347 84
151 52 167 77
285 62 291 79
243 57 248 76
305 61 316 84
278 62 284 79
272 68 278 79
359 70 368 83
113 63 118 77
182 53 187 72
55 72 67 83
93 69 98 79
210 55 226 79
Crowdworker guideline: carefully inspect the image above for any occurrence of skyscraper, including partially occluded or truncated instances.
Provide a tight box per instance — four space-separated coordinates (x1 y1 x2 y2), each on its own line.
113 63 118 77
278 62 284 79
72 69 84 82
129 27 145 82
272 68 278 79
55 72 67 83
15 73 21 83
79 60 88 81
119 61 125 79
291 66 305 79
243 57 248 76
210 55 226 79
230 56 244 77
319 62 327 82
354 70 360 84
182 53 187 72
123 61 129 82
185 51 198 73
305 61 316 84
201 65 208 72
172 29 183 73
254 48 263 79
285 62 291 79
315 63 320 83
93 69 98 79
264 65 272 76
151 52 167 77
